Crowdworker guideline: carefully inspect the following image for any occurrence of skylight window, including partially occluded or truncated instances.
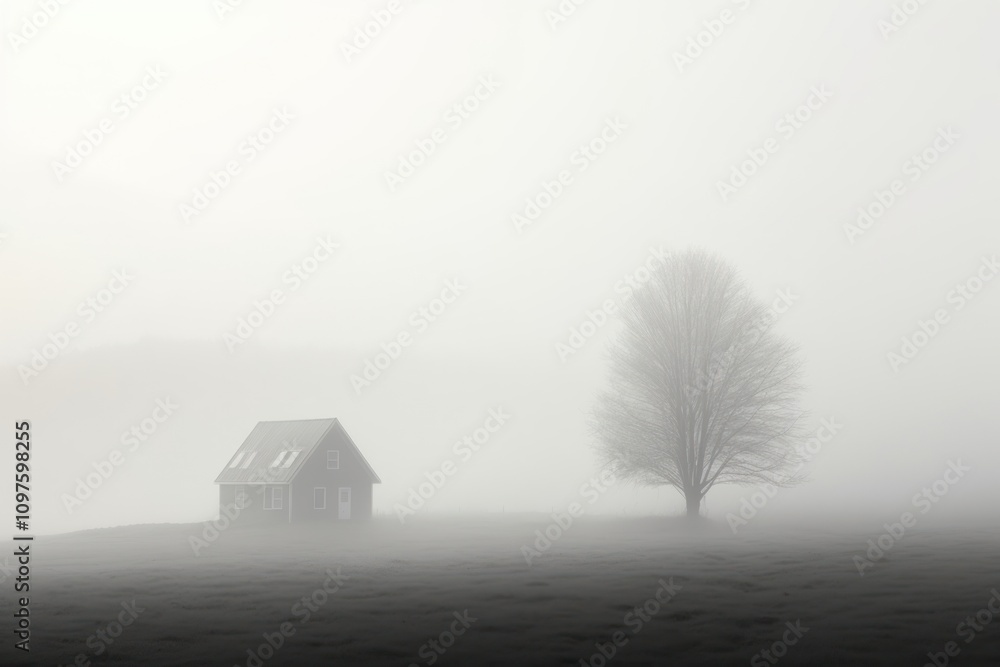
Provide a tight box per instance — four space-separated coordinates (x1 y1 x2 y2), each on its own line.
228 452 244 468
281 451 300 468
271 452 287 467
240 452 256 469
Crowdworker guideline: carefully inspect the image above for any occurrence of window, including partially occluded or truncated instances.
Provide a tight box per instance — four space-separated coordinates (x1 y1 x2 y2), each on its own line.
234 484 248 509
240 452 256 469
271 451 301 468
229 452 244 468
314 487 326 509
327 450 340 470
263 486 283 510
281 451 300 469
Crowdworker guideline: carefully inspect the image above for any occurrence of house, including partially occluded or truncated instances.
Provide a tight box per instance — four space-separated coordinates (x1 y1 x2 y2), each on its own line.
214 418 381 523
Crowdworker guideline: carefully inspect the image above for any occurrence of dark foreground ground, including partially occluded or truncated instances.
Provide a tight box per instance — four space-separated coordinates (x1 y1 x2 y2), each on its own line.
5 516 1000 666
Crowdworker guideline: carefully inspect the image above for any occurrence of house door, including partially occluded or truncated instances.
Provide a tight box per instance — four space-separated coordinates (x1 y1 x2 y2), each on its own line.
338 487 351 520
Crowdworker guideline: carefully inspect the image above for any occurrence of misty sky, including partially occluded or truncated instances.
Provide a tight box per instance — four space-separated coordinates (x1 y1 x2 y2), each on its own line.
1 0 998 534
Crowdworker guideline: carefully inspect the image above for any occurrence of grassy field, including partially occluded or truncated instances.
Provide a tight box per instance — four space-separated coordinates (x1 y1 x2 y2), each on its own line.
11 516 1000 666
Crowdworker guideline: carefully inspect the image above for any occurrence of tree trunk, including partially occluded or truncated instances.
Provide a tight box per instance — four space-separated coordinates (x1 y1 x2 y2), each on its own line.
685 491 701 518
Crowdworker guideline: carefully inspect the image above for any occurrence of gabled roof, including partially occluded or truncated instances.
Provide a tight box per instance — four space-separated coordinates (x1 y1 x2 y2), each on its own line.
214 418 381 484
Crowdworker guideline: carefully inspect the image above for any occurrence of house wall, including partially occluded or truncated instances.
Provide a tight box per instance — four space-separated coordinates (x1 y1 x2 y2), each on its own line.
290 428 374 521
218 483 290 525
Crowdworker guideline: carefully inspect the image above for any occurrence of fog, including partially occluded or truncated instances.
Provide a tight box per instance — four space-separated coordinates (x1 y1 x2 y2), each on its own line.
3 0 999 537
5 2 1000 665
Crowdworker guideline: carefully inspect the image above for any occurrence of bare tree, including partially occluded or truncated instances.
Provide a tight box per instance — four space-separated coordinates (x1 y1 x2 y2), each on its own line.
592 249 805 518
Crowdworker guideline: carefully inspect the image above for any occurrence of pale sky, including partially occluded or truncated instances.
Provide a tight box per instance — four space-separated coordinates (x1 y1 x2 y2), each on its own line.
1 0 997 534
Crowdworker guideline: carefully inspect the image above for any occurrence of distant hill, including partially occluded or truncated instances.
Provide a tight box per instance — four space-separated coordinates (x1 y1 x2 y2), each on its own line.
3 337 610 533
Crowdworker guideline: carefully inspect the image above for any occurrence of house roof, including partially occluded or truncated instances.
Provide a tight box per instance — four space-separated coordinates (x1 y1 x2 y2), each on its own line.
214 418 381 485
